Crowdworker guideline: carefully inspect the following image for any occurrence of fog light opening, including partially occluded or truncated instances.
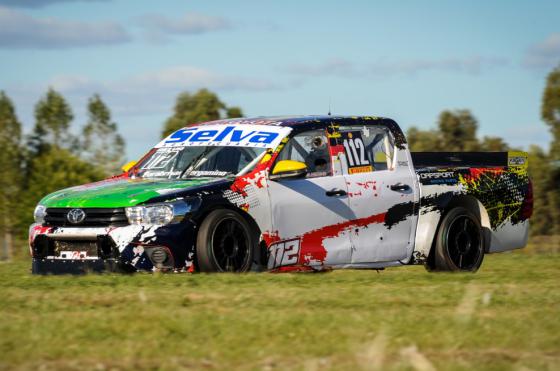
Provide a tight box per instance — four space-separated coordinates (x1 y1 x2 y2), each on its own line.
152 248 168 264
147 246 174 270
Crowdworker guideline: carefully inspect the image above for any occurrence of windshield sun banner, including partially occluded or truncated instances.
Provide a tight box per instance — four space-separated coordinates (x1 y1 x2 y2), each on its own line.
156 124 293 149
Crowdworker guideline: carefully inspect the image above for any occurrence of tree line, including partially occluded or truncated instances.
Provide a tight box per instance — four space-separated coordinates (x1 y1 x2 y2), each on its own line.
0 65 558 259
0 89 125 259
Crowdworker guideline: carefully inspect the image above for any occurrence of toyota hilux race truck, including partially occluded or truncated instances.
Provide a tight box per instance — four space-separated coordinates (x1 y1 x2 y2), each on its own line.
29 116 533 274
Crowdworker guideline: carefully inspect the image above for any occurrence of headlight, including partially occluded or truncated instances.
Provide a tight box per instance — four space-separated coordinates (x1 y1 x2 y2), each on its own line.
34 205 46 224
125 199 200 226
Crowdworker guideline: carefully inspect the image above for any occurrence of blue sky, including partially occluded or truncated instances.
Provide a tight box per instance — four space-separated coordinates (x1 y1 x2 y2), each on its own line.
1 0 559 160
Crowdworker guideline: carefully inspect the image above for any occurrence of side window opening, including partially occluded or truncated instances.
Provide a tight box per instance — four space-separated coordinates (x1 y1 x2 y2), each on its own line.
339 126 395 173
277 129 332 178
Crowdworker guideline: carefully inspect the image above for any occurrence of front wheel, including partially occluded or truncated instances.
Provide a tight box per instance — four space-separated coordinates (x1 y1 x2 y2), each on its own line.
196 209 255 272
433 207 485 272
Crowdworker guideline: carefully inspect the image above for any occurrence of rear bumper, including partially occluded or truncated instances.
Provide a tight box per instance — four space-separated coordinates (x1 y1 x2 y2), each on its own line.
32 258 120 275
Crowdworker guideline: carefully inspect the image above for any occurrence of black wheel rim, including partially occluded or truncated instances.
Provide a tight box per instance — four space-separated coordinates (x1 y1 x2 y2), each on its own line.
445 215 482 270
210 217 251 272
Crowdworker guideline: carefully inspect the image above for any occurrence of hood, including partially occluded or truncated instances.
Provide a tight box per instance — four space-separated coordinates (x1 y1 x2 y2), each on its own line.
39 177 228 208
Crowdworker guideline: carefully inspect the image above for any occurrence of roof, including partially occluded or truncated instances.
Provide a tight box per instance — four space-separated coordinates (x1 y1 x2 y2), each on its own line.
193 115 394 128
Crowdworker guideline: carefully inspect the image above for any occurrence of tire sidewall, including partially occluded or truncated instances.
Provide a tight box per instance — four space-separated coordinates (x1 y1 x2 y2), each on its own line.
196 209 255 272
435 207 485 272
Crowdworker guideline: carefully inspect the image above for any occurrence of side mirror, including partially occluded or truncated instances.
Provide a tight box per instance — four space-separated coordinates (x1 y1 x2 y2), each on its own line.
121 160 137 173
270 160 307 180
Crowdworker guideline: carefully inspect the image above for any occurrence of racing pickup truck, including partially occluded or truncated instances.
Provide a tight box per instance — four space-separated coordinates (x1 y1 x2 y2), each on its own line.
29 116 532 274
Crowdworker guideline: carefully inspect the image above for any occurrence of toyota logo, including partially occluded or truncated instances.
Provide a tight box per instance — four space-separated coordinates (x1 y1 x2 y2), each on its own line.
67 209 86 224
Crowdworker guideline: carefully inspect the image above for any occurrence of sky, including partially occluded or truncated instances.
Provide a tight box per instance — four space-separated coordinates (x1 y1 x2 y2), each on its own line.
0 0 559 160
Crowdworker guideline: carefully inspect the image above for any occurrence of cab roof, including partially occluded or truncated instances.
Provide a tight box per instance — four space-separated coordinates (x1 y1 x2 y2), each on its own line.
193 115 395 128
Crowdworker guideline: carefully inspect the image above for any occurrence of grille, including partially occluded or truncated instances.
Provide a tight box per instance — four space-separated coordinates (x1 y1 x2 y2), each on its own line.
44 208 128 227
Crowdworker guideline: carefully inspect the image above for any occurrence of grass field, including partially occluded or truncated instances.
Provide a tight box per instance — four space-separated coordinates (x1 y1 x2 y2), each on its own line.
0 249 559 370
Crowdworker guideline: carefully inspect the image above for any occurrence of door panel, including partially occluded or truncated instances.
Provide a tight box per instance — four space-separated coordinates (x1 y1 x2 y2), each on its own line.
267 176 353 269
337 125 416 263
345 169 415 263
266 128 353 270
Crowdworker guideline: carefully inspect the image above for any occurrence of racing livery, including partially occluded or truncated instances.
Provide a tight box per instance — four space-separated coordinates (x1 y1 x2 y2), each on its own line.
29 116 532 274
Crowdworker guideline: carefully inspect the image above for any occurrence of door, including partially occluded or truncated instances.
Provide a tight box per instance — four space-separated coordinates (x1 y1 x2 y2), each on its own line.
338 124 416 263
266 129 353 269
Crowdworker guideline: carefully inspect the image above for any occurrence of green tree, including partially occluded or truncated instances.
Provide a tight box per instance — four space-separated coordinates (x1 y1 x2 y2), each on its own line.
162 89 244 138
407 110 486 152
82 94 126 176
407 110 510 152
20 147 105 231
29 88 75 153
480 136 509 151
528 145 552 236
406 127 440 151
542 64 560 160
541 64 560 235
20 90 107 232
226 106 244 119
437 109 480 151
0 92 22 260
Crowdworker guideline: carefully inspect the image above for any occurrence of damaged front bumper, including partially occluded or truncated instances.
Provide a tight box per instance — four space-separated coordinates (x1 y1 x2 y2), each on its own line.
32 258 120 274
29 223 195 274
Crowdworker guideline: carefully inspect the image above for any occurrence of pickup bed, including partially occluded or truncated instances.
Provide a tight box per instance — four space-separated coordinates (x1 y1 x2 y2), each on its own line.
29 116 532 274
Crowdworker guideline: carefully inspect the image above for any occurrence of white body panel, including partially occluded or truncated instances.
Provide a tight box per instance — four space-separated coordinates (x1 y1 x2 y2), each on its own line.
489 220 530 253
344 162 417 264
267 175 353 268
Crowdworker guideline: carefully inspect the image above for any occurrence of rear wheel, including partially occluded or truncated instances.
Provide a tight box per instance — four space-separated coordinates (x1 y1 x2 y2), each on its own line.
433 207 485 272
196 209 255 272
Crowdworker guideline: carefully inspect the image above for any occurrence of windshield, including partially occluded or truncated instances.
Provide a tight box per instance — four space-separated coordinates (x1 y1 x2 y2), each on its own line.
135 146 267 179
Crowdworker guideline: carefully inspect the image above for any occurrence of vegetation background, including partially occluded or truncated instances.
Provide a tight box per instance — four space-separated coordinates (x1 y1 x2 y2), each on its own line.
0 56 558 371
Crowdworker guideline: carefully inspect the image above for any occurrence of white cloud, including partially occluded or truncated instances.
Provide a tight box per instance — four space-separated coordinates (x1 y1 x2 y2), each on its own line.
284 59 359 77
139 12 231 41
123 66 271 92
46 66 276 94
20 66 278 117
0 6 130 48
284 56 508 79
370 56 508 76
523 33 560 69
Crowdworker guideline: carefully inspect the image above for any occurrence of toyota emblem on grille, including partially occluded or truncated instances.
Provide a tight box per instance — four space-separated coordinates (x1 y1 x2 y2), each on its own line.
67 209 86 224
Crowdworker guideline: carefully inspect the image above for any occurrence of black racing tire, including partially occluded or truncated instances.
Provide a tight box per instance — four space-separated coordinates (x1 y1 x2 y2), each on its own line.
433 207 485 272
196 209 256 272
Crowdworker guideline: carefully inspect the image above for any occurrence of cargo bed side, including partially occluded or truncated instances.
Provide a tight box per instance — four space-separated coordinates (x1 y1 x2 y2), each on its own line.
409 151 531 262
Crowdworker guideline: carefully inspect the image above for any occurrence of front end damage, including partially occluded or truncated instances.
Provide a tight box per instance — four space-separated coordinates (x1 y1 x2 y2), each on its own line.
29 222 197 274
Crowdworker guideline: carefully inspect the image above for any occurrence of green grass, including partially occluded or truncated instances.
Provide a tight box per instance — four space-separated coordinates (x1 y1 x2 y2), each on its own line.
0 252 559 370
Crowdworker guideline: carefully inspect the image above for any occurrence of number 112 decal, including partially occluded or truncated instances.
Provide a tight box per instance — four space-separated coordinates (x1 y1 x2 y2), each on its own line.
341 132 373 174
268 239 300 269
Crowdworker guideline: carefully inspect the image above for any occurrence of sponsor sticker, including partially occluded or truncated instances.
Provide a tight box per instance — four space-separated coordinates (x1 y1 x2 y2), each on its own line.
419 171 457 185
141 148 181 170
508 152 527 166
156 124 292 149
348 165 372 174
